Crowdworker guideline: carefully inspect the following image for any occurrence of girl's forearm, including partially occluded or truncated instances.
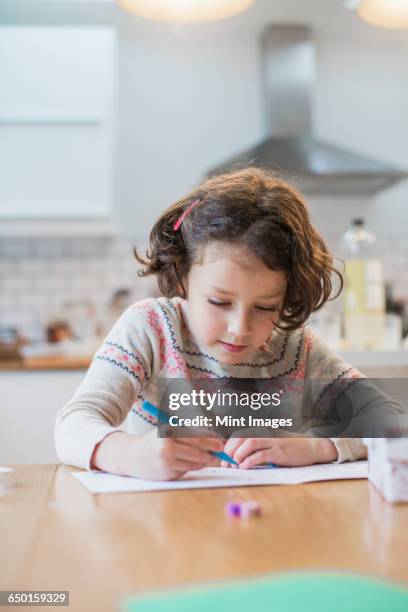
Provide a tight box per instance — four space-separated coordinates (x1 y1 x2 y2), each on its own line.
90 431 135 475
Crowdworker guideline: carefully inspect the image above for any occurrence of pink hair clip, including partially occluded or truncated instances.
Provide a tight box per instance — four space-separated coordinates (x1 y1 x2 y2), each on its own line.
173 198 201 231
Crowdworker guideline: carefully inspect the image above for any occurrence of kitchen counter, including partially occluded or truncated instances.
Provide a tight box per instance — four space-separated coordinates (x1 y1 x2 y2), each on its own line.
0 356 91 371
1 349 408 372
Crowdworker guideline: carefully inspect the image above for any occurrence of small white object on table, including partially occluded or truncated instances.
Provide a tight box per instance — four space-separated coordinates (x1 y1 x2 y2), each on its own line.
364 438 408 503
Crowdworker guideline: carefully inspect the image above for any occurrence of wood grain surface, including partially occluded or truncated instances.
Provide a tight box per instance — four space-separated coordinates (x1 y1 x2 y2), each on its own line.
0 465 407 612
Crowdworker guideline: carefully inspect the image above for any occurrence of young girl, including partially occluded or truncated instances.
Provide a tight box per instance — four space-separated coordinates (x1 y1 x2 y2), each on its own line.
55 168 369 480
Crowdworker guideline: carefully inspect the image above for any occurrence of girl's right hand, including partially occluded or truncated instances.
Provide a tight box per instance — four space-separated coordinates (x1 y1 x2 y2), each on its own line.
123 430 224 481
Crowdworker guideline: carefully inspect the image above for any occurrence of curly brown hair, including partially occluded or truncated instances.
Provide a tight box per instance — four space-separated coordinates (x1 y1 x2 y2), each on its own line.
134 167 342 331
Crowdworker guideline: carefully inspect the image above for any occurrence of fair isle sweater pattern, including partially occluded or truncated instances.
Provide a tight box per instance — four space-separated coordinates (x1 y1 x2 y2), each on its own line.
96 340 149 382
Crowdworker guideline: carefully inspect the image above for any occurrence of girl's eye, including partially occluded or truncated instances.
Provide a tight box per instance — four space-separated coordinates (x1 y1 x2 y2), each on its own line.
207 299 278 313
208 299 229 307
256 305 279 313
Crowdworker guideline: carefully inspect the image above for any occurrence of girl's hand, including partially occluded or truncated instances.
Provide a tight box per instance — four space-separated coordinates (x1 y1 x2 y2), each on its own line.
221 437 338 469
122 430 223 480
130 432 224 480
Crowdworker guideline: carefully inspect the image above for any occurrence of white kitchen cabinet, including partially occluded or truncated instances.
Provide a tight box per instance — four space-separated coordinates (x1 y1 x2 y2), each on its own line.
0 26 116 219
0 369 86 464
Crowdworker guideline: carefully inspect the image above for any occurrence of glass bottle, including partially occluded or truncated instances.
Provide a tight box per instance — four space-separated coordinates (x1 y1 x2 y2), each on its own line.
341 218 385 350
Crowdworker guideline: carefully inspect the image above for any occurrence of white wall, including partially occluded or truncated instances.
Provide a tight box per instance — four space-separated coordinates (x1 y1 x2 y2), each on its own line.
310 30 408 240
115 24 263 233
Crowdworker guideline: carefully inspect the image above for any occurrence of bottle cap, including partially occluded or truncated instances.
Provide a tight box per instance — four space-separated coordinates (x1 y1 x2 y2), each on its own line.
352 218 364 226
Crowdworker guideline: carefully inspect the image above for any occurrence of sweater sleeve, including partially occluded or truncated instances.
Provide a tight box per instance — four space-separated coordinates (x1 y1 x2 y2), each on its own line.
304 328 406 463
54 303 153 470
303 329 364 462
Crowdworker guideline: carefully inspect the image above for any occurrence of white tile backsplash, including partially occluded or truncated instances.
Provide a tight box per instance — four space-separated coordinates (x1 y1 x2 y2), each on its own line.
0 236 159 340
0 235 407 342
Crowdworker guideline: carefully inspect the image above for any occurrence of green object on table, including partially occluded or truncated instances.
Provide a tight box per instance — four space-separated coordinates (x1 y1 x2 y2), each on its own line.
122 572 408 612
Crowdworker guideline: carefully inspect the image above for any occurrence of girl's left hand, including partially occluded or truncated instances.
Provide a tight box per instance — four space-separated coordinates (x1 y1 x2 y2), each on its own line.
222 437 339 469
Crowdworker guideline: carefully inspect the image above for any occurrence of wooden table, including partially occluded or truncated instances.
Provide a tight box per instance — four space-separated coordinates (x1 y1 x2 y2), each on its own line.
1 465 407 612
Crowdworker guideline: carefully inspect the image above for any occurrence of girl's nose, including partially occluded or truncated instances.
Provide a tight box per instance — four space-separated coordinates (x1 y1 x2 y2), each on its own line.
227 309 252 339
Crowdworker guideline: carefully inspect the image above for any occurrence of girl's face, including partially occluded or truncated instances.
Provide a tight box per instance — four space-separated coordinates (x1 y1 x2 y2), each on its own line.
183 242 287 365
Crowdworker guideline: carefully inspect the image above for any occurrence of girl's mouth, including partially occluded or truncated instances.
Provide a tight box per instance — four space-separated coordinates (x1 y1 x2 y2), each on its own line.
218 340 249 353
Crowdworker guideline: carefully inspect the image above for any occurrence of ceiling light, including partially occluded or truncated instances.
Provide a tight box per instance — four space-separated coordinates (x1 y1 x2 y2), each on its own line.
117 0 256 23
349 0 408 29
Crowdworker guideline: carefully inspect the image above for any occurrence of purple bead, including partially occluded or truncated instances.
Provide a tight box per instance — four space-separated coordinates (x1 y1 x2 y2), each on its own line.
225 502 241 517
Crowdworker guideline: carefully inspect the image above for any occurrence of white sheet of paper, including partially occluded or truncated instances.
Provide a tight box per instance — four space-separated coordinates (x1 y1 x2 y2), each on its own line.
72 461 367 494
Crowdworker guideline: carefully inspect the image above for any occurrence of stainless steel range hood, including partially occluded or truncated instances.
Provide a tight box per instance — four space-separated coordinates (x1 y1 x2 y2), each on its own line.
210 25 408 196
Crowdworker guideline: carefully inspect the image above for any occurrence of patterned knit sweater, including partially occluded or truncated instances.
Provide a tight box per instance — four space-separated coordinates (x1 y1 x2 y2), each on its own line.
55 296 370 470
